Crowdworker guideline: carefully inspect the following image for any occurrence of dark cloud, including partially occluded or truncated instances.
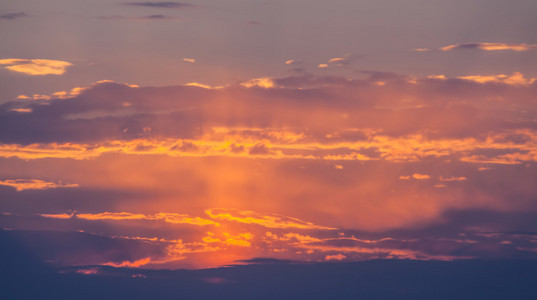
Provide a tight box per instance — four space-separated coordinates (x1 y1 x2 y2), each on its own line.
1 75 536 145
122 2 194 8
98 14 179 21
0 187 122 212
0 229 164 267
440 42 537 52
0 12 28 20
2 242 537 300
235 257 295 264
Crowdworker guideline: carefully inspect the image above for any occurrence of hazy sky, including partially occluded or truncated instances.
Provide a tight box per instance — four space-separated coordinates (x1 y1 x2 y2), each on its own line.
1 0 537 100
1 0 537 270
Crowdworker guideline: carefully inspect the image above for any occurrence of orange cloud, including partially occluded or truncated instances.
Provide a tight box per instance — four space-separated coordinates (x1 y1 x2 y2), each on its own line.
457 72 536 85
76 268 99 275
274 233 322 244
104 257 151 268
399 174 431 180
0 58 72 75
318 57 349 68
325 254 346 261
202 232 253 247
240 77 276 88
39 213 73 219
440 176 467 182
9 108 32 113
185 82 225 89
328 57 346 63
0 179 78 191
412 173 431 180
440 42 537 52
205 208 336 230
1 127 536 165
70 212 219 226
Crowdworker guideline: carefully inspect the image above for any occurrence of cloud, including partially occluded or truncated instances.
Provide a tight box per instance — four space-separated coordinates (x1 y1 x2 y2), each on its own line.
41 211 219 226
1 73 537 165
205 209 336 230
240 77 276 88
328 58 346 64
104 257 151 267
439 176 467 182
399 174 431 180
76 268 99 275
0 179 78 191
325 254 346 261
10 108 32 113
440 42 537 52
122 2 194 8
317 57 350 69
98 15 180 21
39 213 73 219
3 128 534 164
0 12 28 20
412 173 431 180
456 72 536 85
7 207 537 269
2 73 537 256
0 59 72 75
202 232 253 247
183 58 196 63
0 229 166 267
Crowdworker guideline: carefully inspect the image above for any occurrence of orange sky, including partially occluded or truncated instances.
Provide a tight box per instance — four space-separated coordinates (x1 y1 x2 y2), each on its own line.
1 74 537 268
1 0 537 270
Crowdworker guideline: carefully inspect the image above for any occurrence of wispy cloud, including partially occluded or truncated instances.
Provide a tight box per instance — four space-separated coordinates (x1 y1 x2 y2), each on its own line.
98 15 180 21
0 12 28 20
325 254 346 261
440 42 537 52
41 211 219 226
205 209 336 230
399 174 431 180
0 179 78 191
456 72 536 85
439 176 467 182
416 42 537 52
103 257 151 268
285 59 302 65
122 2 194 8
318 57 350 69
0 58 72 75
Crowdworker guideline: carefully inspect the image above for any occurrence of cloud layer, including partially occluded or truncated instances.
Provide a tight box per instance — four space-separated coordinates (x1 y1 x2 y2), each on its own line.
1 73 536 268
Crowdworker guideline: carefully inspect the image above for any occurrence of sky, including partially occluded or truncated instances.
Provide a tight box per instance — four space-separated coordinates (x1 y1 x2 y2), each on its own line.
1 0 537 273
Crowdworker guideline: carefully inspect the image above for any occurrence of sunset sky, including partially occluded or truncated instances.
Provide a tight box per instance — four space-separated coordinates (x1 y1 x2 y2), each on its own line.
1 0 537 275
